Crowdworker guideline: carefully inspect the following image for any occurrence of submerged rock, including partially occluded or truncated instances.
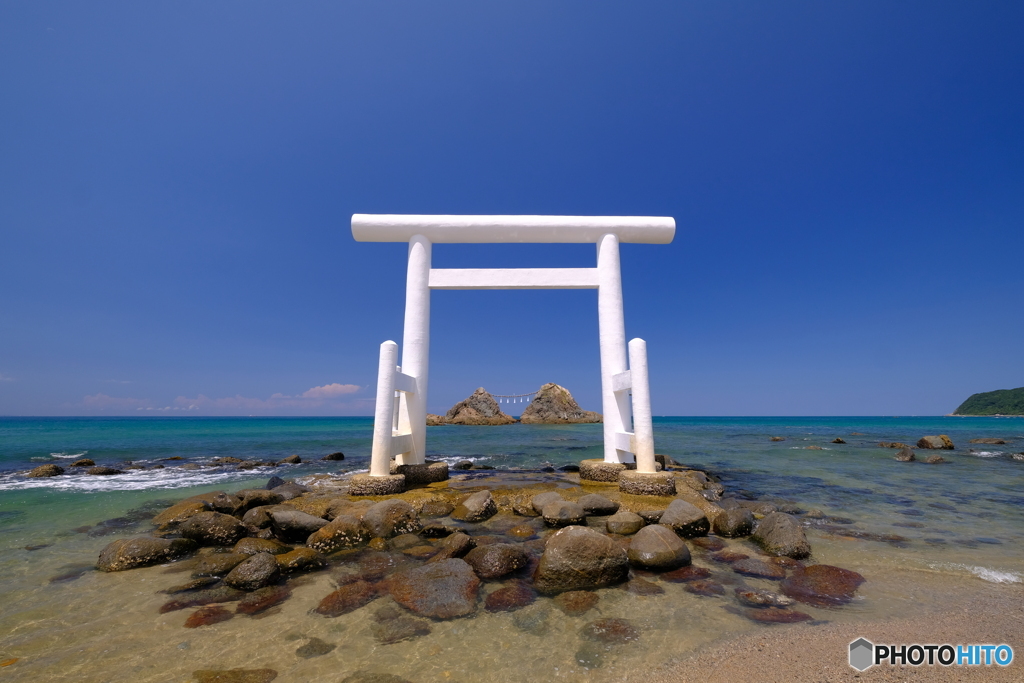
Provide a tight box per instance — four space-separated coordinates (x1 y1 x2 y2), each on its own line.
684 579 726 596
780 564 865 607
428 532 475 562
533 526 629 594
519 383 602 424
445 388 517 425
386 558 480 619
661 565 712 582
159 586 245 613
70 458 95 467
340 673 411 683
275 547 326 573
627 525 691 571
193 669 278 683
690 536 726 551
581 618 640 644
183 605 234 628
738 606 813 623
295 637 335 658
751 512 811 559
315 580 378 617
659 500 710 538
235 585 291 615
87 466 124 476
97 537 195 572
554 590 599 616
734 587 794 608
485 581 536 612
451 490 498 523
371 611 432 644
192 552 248 578
731 558 787 580
625 576 665 596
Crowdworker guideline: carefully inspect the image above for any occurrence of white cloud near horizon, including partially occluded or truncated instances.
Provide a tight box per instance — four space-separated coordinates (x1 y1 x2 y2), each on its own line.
80 382 366 415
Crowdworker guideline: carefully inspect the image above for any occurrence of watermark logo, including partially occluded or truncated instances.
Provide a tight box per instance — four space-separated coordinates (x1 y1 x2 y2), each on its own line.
850 638 1014 671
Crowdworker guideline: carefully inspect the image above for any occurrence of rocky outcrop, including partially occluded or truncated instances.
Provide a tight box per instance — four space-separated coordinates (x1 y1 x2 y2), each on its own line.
917 435 955 450
426 414 447 426
445 388 517 425
519 383 601 424
28 464 64 477
532 526 629 594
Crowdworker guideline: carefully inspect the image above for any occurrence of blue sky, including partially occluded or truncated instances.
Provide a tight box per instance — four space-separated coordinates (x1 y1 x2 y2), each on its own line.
1 1 1022 417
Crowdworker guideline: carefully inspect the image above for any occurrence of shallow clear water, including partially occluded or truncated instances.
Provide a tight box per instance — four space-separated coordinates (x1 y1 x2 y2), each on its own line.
1 416 1022 681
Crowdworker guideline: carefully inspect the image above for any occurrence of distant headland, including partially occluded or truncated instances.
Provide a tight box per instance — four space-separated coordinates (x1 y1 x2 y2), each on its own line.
427 383 602 425
952 386 1024 416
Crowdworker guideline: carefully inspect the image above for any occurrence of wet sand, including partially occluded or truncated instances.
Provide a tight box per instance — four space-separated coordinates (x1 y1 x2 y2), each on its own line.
646 578 1024 683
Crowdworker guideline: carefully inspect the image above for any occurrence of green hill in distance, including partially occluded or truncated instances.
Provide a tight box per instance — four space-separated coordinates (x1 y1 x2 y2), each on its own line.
953 387 1024 416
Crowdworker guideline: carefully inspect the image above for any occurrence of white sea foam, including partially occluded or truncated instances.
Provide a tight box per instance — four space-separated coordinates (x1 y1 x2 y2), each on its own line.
49 451 88 459
967 450 1002 458
929 562 1022 584
0 465 283 493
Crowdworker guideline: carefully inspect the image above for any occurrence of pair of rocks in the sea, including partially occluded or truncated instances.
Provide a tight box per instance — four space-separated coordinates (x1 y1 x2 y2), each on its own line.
427 383 602 425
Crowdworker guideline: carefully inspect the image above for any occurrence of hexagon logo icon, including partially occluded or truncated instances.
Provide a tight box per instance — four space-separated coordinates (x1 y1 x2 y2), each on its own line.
849 638 874 671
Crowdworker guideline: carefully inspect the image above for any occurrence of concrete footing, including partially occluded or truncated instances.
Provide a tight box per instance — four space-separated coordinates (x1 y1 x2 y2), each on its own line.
391 460 449 486
349 473 406 496
618 471 677 496
579 459 629 482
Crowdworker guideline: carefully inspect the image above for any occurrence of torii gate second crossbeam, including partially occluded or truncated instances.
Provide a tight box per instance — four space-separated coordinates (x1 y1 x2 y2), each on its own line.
348 214 677 497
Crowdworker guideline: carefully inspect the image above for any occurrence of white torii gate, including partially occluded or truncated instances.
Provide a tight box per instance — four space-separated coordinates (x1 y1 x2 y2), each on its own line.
350 214 675 494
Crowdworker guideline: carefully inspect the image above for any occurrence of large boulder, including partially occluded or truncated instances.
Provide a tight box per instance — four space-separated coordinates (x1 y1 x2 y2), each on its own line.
87 466 124 476
28 464 64 477
659 499 710 538
464 544 529 580
445 388 517 425
917 435 954 450
428 532 475 562
627 524 691 570
894 447 916 462
224 552 281 590
386 558 480 619
519 383 601 424
451 490 497 523
269 509 329 543
712 508 754 537
751 512 811 559
361 500 420 538
235 489 285 512
97 537 196 572
532 526 629 594
180 511 247 546
306 515 369 553
234 537 292 556
192 552 249 577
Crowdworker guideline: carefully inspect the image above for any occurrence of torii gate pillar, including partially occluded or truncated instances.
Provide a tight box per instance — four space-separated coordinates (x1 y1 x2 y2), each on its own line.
349 215 677 497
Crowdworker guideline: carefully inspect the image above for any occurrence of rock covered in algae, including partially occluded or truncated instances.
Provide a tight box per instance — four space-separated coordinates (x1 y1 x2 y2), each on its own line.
180 511 246 546
97 537 196 572
451 490 498 523
361 499 420 538
464 543 529 580
223 552 281 590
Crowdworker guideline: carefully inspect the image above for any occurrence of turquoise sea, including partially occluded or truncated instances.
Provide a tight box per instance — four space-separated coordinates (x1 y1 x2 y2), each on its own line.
1 416 1022 681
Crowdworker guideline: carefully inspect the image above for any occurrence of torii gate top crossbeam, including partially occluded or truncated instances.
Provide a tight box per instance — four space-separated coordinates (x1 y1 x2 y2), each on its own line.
351 214 675 244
